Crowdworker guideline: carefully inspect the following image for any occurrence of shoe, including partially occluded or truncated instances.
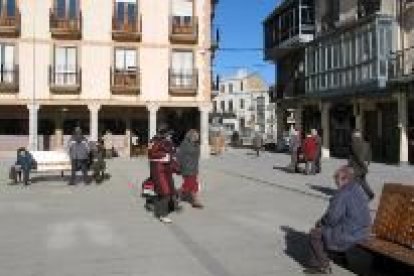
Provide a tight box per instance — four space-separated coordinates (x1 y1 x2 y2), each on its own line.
159 217 172 224
68 182 76 186
192 202 204 209
303 266 332 274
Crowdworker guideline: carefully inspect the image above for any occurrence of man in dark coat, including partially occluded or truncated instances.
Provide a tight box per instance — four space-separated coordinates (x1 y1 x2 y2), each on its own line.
148 124 177 223
177 129 203 208
311 129 322 173
68 127 90 185
288 128 301 172
348 130 374 200
14 147 34 185
252 132 264 157
304 166 371 274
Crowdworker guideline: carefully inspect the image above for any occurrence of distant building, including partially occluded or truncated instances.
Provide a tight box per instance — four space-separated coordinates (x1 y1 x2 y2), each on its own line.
211 69 276 141
264 0 414 164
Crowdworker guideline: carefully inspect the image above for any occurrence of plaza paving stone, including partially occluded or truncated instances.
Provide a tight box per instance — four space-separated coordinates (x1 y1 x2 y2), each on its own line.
0 149 412 276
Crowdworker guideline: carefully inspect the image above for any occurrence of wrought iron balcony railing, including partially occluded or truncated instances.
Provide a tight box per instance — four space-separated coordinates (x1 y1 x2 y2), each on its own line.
49 66 81 93
112 14 141 42
170 16 198 44
0 7 20 37
0 64 18 92
50 9 82 40
169 69 198 96
110 68 140 94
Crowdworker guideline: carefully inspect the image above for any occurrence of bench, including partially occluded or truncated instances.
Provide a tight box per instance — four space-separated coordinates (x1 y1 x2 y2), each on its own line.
30 150 71 176
359 183 414 267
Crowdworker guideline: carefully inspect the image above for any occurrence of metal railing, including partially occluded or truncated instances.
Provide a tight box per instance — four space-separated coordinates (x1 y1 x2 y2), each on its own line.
50 9 82 35
0 8 20 30
111 68 140 89
112 14 141 34
171 16 198 36
169 69 198 91
49 66 81 88
0 64 18 87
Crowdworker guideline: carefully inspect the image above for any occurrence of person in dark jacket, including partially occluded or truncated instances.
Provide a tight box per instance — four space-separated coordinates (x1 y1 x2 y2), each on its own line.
68 127 90 185
177 129 203 208
348 130 374 200
304 165 371 274
288 128 301 172
311 129 322 173
90 139 106 183
148 124 177 223
15 147 34 185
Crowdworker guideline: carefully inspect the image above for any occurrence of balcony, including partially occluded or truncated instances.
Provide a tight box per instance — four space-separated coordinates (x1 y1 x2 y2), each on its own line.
50 9 82 40
170 16 198 44
388 48 414 83
404 0 414 12
110 68 140 95
304 14 395 97
0 8 20 37
169 69 198 96
0 65 18 92
49 66 81 94
112 14 141 42
264 0 315 60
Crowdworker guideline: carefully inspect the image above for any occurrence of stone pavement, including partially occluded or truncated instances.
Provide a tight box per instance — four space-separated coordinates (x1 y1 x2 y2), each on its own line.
0 149 412 276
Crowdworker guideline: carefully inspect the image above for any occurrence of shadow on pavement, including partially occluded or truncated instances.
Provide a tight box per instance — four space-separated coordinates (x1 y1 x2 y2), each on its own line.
280 226 310 267
273 166 294 174
307 184 336 197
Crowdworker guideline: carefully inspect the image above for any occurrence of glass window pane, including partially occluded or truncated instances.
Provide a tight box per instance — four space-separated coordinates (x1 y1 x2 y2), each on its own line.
115 49 126 70
173 0 193 17
57 0 66 17
7 0 15 16
68 0 77 18
125 49 136 70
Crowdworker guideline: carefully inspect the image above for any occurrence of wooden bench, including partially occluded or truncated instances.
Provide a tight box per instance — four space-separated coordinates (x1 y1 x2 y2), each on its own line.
359 183 414 267
30 151 72 176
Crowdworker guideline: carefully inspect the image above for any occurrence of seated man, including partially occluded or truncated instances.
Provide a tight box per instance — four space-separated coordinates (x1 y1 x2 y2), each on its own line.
304 165 371 274
14 147 35 186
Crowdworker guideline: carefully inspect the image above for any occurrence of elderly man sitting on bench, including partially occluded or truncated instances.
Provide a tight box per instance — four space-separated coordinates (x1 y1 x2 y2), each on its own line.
304 165 372 274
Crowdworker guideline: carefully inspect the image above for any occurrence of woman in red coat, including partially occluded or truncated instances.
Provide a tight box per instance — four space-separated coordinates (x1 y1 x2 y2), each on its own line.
303 133 317 175
148 125 176 223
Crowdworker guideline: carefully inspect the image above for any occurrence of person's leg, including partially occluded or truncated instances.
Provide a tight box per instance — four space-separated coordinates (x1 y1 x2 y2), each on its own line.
23 168 30 185
155 196 171 223
358 175 375 200
69 160 77 185
307 228 330 269
81 159 90 184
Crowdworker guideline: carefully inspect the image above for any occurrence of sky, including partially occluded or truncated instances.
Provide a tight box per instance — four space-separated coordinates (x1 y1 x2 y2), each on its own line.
213 0 279 85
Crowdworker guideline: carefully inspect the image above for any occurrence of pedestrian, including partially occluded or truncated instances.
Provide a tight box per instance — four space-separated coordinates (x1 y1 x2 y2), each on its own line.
303 132 317 175
14 147 35 185
311 129 322 173
348 130 374 200
177 129 204 209
303 166 371 274
102 130 113 159
148 124 177 223
252 132 263 157
90 139 106 183
288 128 301 173
68 127 90 185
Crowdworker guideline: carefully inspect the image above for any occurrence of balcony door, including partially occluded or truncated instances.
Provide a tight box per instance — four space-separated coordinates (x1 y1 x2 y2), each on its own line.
115 48 137 72
55 46 77 85
0 44 14 83
56 0 78 19
171 50 193 86
115 0 137 28
0 0 16 17
172 0 193 26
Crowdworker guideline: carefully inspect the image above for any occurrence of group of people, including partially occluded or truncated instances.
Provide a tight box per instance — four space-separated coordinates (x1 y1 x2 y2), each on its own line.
289 128 322 175
147 125 203 224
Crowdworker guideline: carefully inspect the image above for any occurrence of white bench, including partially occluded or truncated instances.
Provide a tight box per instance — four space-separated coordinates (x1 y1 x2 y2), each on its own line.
29 151 72 175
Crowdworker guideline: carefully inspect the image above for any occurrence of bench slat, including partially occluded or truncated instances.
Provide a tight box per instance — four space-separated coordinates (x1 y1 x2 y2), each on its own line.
360 238 414 266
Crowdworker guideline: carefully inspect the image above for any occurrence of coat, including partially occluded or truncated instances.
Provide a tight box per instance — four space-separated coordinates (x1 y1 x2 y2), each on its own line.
290 133 301 153
16 151 34 171
177 137 200 176
321 182 371 252
252 134 263 149
69 135 90 160
303 136 317 161
314 134 322 160
148 135 175 196
348 137 371 177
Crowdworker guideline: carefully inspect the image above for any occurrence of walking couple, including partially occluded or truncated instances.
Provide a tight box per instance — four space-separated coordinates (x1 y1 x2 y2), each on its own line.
148 125 203 224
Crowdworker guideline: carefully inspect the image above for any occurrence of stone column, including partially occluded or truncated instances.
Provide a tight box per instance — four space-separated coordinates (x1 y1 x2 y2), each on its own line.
27 104 40 151
125 118 131 157
88 104 101 142
320 102 331 159
398 92 409 165
353 101 364 132
199 104 211 159
54 117 64 149
147 103 159 140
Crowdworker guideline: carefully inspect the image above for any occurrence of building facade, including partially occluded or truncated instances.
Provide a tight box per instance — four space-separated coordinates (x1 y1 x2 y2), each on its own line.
211 70 276 141
264 0 414 164
0 0 217 157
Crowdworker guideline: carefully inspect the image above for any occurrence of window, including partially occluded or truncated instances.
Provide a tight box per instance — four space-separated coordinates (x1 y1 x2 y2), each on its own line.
55 0 78 19
54 46 77 85
115 48 137 72
228 83 233 93
0 0 16 16
220 84 224 93
240 80 244 91
240 99 245 109
220 101 225 112
229 100 233 112
115 0 137 27
213 101 217 113
172 0 193 26
0 44 15 83
171 50 194 87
